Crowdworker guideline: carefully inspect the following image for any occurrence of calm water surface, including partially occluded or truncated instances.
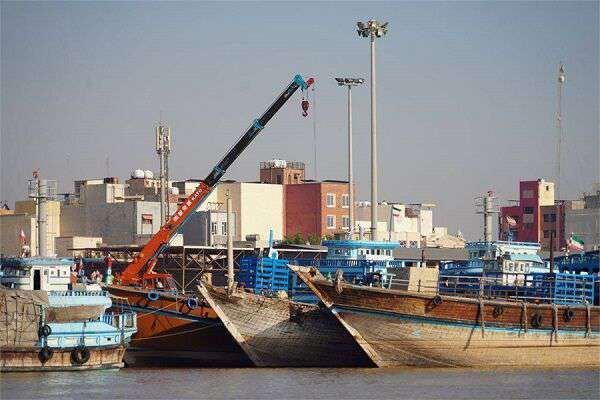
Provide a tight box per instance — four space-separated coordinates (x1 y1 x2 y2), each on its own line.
1 367 599 399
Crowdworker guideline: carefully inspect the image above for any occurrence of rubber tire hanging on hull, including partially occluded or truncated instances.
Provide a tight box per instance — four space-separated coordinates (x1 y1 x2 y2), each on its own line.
38 324 52 338
147 291 160 301
39 346 54 363
531 313 543 328
72 347 91 365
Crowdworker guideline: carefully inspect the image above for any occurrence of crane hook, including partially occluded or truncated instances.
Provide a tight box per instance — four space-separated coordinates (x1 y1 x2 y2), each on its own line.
301 99 310 117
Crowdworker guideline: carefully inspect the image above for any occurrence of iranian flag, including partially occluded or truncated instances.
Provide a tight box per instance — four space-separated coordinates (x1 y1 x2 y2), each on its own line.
567 235 584 252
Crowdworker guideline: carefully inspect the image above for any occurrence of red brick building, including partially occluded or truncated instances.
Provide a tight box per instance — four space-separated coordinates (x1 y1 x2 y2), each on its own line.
499 179 566 251
260 160 305 185
285 181 353 240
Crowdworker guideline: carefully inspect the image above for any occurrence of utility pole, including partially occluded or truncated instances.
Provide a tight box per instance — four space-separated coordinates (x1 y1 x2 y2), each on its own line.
556 63 566 201
476 191 498 243
335 77 365 238
357 20 388 241
227 194 234 294
156 123 172 224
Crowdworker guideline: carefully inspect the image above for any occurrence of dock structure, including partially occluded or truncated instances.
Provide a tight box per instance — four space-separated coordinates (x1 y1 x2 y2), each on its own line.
72 244 326 293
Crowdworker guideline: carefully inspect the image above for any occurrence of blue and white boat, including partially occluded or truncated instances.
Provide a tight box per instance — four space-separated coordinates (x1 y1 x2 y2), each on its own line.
0 257 137 371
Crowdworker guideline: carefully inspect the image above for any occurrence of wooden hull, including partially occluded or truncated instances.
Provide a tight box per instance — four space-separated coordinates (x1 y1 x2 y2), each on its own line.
1 345 125 372
106 285 251 367
198 283 373 367
294 267 600 368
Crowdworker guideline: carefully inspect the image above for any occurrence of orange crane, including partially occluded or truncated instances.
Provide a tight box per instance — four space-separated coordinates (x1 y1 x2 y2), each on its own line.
117 75 314 288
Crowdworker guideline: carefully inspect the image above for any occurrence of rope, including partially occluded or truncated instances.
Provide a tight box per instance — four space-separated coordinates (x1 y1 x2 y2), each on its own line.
113 300 196 320
129 322 220 342
552 303 559 342
521 302 528 333
585 301 591 337
479 299 485 338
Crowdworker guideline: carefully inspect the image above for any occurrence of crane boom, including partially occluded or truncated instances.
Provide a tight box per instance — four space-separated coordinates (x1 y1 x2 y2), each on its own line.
119 74 314 285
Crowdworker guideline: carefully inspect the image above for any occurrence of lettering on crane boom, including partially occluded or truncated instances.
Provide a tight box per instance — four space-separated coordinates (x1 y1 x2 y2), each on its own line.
171 184 206 224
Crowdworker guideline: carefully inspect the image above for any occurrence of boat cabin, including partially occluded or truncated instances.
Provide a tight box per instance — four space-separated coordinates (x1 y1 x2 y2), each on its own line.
0 257 73 291
323 240 399 261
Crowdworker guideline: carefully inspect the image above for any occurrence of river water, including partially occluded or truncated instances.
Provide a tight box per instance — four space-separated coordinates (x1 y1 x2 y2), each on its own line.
1 367 598 399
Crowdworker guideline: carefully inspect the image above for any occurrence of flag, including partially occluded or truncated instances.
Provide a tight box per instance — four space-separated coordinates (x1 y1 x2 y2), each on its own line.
567 235 584 252
505 216 517 227
19 228 26 244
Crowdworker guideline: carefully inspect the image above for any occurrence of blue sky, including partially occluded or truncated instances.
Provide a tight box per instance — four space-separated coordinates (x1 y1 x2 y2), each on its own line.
1 1 598 240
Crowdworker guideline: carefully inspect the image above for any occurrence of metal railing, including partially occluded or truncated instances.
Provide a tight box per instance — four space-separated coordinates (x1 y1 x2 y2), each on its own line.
49 290 108 297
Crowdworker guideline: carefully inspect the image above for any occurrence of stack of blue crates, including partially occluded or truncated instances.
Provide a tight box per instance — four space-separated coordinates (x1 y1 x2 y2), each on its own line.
528 273 595 305
238 257 290 295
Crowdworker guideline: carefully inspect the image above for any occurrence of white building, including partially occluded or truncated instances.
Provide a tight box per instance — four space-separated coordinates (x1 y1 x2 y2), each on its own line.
181 181 284 246
354 202 464 248
61 179 162 246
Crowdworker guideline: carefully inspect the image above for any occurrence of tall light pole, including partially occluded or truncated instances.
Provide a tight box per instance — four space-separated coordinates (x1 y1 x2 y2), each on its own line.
357 19 388 241
556 63 566 202
335 77 365 238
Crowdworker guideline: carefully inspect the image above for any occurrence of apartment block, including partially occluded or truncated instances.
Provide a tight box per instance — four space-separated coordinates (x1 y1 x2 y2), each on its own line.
285 180 352 240
499 179 565 251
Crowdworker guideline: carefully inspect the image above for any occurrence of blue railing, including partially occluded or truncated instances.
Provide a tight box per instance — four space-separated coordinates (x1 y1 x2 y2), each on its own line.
49 290 108 297
437 273 596 305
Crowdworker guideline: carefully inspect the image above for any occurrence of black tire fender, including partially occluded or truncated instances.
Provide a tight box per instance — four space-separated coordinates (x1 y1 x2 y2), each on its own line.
564 308 574 322
39 346 54 363
72 347 91 365
432 295 443 306
531 313 543 328
39 324 52 338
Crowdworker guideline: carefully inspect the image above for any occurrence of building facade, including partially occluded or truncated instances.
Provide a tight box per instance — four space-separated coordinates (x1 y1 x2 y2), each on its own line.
260 159 305 185
61 179 162 245
285 181 351 241
565 188 600 250
499 179 566 251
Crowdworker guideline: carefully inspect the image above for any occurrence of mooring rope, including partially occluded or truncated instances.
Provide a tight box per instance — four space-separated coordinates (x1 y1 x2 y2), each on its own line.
129 323 219 341
552 303 559 342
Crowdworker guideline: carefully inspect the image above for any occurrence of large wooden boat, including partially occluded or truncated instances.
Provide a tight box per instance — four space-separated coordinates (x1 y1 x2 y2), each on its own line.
293 266 600 368
105 284 251 366
198 282 373 367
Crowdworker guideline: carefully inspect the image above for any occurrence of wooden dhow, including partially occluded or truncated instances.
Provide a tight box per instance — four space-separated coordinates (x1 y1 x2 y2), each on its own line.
105 284 251 367
293 266 600 368
198 282 373 367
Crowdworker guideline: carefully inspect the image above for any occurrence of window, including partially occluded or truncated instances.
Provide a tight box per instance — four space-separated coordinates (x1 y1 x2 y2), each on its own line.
543 213 556 223
221 222 227 236
211 222 218 235
276 175 282 184
543 230 550 238
141 213 153 224
326 193 336 207
522 190 534 199
326 215 335 228
523 223 534 230
341 194 350 208
342 216 350 228
524 207 534 214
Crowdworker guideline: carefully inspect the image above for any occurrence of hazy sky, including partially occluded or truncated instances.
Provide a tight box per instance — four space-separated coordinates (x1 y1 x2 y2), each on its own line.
1 1 598 241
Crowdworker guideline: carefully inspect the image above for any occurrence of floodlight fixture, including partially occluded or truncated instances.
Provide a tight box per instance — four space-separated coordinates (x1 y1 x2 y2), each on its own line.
335 77 365 87
357 19 388 39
